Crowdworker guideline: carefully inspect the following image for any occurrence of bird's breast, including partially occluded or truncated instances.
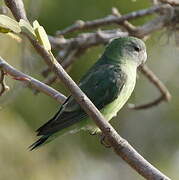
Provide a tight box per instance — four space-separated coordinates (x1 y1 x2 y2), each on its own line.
101 62 137 121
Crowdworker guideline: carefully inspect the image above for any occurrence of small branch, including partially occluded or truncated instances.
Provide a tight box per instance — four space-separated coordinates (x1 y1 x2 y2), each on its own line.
132 14 172 39
128 95 165 110
34 49 79 93
60 49 79 69
56 4 169 36
141 65 171 101
41 49 78 86
50 29 128 50
4 0 28 21
129 65 171 110
0 56 66 104
159 0 179 6
52 5 173 49
0 69 9 96
0 6 8 14
42 74 57 86
149 0 159 5
111 7 137 33
33 75 57 95
0 70 5 96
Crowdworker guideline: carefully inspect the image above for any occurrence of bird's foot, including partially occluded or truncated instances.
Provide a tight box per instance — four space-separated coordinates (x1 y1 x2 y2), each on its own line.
89 128 101 136
100 133 111 148
89 131 98 136
89 128 111 148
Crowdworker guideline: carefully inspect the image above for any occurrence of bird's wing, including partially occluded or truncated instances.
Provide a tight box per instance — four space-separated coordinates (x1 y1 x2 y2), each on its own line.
37 64 127 136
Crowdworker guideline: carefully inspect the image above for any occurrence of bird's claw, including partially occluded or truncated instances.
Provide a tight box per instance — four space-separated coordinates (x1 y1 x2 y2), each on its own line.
100 133 111 148
89 131 98 136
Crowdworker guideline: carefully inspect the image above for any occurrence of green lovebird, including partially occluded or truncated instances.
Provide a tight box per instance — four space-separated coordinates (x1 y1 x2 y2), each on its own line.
30 36 147 150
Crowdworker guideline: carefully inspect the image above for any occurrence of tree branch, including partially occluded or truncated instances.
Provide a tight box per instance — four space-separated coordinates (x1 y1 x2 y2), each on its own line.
4 0 28 21
0 69 9 96
50 29 128 50
128 95 166 110
0 56 66 104
56 4 170 36
141 65 171 99
129 65 171 110
159 0 179 5
0 6 8 14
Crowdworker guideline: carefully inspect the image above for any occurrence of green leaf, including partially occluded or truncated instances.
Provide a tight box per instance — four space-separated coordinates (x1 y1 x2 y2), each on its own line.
33 20 51 51
19 19 36 39
33 20 40 30
0 15 21 33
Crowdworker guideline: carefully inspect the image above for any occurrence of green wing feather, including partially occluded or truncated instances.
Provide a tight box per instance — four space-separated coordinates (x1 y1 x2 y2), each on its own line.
37 64 126 136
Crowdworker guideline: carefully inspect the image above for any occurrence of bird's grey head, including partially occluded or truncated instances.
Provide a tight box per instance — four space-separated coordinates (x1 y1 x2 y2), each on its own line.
103 36 147 67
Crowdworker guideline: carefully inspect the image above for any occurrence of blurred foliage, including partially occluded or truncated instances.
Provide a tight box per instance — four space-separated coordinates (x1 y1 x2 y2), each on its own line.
0 0 179 179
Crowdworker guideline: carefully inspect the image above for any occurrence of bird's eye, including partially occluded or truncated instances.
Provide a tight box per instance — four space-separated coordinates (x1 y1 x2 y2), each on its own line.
134 46 140 52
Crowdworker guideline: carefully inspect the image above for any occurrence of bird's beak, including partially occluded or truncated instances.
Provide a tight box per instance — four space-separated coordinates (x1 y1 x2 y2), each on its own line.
141 50 147 66
143 51 147 64
138 50 147 68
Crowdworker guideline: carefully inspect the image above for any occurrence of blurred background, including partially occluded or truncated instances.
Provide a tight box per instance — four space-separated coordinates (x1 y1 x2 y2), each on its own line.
0 0 179 179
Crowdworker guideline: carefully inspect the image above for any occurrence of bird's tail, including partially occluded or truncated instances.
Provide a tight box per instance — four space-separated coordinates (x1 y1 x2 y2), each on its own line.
29 135 50 151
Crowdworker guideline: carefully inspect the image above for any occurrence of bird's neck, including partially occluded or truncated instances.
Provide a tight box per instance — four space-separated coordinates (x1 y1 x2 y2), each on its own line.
101 54 137 68
100 54 138 79
121 59 137 76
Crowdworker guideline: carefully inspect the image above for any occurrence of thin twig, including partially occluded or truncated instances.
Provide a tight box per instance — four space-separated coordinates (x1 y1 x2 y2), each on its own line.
0 6 8 14
50 29 128 50
4 0 28 21
159 0 179 6
141 65 171 101
37 48 78 89
60 49 79 69
111 7 137 33
56 4 170 36
0 69 9 96
128 95 165 110
40 49 78 87
132 15 170 38
33 75 57 95
0 57 66 104
50 14 171 50
41 74 57 86
149 0 159 5
129 65 171 110
0 70 5 96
